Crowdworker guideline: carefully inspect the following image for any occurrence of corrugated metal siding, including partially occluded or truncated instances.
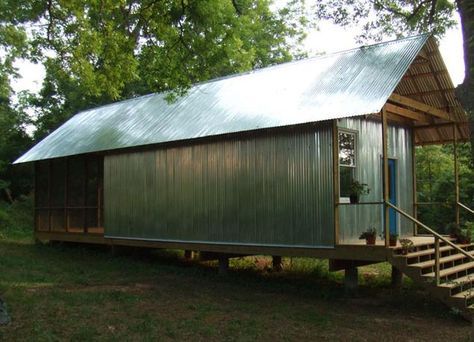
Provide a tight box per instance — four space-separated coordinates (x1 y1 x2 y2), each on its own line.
16 35 430 164
338 118 413 242
104 124 334 247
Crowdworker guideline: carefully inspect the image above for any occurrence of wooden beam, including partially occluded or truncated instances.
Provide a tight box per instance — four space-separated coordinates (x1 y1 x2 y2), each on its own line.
415 138 470 146
381 107 390 247
386 112 414 126
402 70 449 79
417 49 429 61
412 129 417 236
35 231 390 261
414 122 466 130
385 103 431 123
388 93 451 121
408 89 455 97
454 125 460 226
332 120 340 245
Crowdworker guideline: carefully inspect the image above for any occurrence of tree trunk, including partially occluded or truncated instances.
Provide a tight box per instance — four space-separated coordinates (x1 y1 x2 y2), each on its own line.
455 0 474 160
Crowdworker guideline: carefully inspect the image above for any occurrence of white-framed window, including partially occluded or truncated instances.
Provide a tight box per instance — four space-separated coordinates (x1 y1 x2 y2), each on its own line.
338 130 357 199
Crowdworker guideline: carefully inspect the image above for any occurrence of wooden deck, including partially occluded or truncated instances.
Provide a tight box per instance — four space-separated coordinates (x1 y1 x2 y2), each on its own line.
342 235 439 249
36 231 393 262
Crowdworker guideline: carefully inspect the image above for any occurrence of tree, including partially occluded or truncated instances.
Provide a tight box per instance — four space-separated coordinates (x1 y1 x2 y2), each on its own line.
314 0 474 156
3 0 307 139
0 7 33 200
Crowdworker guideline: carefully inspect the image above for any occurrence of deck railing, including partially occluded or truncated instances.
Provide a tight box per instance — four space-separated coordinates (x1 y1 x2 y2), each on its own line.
457 202 474 215
385 201 474 285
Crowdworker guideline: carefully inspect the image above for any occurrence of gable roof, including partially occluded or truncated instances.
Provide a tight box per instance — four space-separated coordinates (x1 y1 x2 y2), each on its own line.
16 34 443 163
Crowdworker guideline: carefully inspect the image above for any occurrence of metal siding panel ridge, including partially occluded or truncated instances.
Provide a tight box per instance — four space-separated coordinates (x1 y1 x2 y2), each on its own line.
16 35 430 164
104 124 334 247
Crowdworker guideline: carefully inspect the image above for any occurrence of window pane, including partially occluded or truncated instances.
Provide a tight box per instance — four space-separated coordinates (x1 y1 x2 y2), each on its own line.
340 167 354 197
339 132 356 167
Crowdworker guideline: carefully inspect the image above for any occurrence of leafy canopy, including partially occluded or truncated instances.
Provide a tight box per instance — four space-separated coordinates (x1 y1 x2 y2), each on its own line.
5 0 307 138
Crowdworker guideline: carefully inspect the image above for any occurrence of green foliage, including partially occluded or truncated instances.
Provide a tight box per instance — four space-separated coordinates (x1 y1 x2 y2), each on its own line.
0 196 33 241
0 0 308 196
349 180 370 196
416 144 474 233
0 0 308 139
313 0 457 42
359 227 377 239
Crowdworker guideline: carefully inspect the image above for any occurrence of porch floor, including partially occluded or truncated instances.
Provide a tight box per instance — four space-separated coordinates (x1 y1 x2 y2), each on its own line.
341 235 441 248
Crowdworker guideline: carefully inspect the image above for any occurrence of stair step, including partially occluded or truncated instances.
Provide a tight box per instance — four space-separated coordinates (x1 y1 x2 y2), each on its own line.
423 261 474 279
452 289 474 301
410 251 474 269
403 243 473 259
439 274 474 289
405 245 454 258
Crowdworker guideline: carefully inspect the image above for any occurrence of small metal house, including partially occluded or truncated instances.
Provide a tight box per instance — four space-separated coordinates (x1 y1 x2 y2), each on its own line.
15 34 471 274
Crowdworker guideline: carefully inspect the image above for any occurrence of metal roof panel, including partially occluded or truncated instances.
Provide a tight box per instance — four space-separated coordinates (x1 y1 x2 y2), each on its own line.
15 34 430 163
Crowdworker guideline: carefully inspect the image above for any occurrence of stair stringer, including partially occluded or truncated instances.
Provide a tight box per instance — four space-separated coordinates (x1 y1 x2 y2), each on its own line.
386 250 474 321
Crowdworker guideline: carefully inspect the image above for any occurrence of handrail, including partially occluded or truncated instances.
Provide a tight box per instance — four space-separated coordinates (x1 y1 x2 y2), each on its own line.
457 202 474 215
385 201 474 261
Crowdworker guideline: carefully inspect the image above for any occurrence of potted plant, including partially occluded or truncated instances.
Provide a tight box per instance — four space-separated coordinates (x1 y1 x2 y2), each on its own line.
389 233 399 247
349 181 370 204
444 222 461 238
399 238 414 255
456 228 471 245
359 227 377 245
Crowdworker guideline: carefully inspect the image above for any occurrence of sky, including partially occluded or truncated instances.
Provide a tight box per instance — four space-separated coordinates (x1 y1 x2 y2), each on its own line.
11 18 465 96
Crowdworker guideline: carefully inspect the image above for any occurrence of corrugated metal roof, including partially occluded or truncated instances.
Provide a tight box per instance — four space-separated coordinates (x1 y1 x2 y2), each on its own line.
15 34 431 163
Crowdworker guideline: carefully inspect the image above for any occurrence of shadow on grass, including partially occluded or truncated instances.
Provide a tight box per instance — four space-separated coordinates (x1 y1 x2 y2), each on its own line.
0 236 466 323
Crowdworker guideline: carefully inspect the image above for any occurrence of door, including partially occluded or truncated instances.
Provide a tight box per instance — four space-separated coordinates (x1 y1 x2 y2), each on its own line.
388 159 397 234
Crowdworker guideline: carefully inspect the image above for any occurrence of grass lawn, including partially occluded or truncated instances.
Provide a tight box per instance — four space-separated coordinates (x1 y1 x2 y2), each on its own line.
0 202 471 341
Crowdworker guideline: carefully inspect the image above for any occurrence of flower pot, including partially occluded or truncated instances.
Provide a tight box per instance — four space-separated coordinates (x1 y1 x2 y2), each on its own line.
389 238 397 247
457 237 471 245
366 236 376 245
349 194 359 204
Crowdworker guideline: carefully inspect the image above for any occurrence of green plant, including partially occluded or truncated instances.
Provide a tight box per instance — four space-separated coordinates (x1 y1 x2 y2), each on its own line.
456 228 471 244
359 227 377 240
349 181 370 196
444 222 461 237
399 238 414 254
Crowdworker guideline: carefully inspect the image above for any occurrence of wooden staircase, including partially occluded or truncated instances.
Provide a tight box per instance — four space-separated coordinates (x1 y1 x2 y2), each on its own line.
388 238 474 320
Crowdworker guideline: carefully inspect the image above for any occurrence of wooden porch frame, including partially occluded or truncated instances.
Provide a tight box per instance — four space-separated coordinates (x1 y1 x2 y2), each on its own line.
332 120 340 245
381 107 390 247
388 93 451 121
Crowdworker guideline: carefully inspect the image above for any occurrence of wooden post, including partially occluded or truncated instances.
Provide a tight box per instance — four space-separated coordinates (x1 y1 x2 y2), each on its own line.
412 129 418 236
184 250 193 260
391 266 403 287
84 158 88 234
272 256 282 272
48 160 52 232
435 236 440 286
381 108 390 247
344 267 358 294
64 158 69 233
453 124 460 226
332 120 340 245
34 163 38 233
218 255 229 275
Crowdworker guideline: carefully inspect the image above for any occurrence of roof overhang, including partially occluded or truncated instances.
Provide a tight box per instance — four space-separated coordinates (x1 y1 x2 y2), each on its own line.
391 36 470 146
